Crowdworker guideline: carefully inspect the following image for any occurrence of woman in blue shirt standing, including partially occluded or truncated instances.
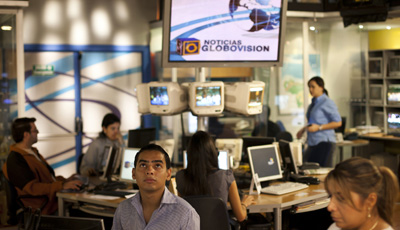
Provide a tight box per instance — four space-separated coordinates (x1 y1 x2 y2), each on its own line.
296 76 342 167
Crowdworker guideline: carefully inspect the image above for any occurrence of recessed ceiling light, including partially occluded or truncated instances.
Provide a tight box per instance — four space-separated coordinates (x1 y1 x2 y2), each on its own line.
1 25 12 31
386 26 391 30
359 25 364 29
309 26 316 31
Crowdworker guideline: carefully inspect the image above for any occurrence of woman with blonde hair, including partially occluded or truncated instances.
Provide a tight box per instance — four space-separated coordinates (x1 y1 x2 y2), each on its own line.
325 157 399 230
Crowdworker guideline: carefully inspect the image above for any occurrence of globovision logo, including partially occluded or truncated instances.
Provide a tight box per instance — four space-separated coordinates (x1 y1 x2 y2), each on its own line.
176 38 200 56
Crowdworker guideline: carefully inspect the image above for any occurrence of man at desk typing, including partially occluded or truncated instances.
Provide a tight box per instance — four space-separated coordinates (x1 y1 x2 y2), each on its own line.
112 144 199 230
2 117 83 215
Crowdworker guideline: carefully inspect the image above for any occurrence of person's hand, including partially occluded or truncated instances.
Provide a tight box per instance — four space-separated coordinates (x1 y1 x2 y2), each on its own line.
63 180 83 190
241 195 256 207
307 124 320 133
116 132 124 145
296 128 305 139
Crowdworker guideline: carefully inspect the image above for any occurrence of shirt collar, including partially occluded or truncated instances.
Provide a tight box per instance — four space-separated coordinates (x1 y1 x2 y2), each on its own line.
132 186 177 207
312 93 326 104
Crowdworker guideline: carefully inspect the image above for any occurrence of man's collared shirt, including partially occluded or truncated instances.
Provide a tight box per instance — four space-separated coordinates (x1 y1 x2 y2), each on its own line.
112 187 200 230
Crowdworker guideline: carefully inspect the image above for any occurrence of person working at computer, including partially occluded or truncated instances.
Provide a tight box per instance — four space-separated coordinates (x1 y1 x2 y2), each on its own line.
80 113 124 176
112 144 199 230
2 117 83 215
252 105 281 138
296 76 342 167
325 157 399 230
175 131 256 223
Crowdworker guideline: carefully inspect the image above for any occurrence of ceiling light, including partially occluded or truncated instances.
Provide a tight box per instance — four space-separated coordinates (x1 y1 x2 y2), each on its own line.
359 25 364 29
1 25 12 31
386 26 391 30
309 26 316 31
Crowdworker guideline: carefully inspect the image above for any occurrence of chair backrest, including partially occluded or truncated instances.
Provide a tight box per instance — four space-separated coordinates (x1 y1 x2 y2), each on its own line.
1 172 20 225
183 196 230 230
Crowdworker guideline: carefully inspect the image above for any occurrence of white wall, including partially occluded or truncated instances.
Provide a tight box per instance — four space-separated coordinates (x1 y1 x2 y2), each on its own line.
23 0 158 45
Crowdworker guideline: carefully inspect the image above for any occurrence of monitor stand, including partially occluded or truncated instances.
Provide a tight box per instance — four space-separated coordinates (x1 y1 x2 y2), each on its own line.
249 173 262 195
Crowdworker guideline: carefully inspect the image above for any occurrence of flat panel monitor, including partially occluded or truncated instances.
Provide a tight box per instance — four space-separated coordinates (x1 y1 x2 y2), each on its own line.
368 57 383 78
387 113 400 133
136 83 150 114
278 140 299 175
247 144 282 182
100 146 118 183
183 150 229 170
100 145 113 174
119 148 140 183
162 0 288 68
241 136 275 163
148 82 188 115
128 128 156 148
224 81 265 115
38 216 105 230
188 81 224 116
387 84 400 105
369 84 383 104
389 56 400 77
215 138 243 166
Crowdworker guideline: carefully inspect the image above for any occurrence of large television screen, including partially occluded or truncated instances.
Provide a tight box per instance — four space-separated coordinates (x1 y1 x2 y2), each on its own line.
162 0 288 68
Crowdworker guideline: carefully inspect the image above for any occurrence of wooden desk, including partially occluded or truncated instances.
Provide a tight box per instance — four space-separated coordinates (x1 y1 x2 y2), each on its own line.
336 139 370 162
247 178 329 230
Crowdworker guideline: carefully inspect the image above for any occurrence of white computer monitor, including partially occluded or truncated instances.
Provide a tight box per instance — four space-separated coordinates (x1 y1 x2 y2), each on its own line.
119 148 140 183
247 144 283 182
183 150 229 170
188 81 224 116
100 146 119 182
224 81 265 115
148 82 188 115
136 83 150 114
215 138 243 167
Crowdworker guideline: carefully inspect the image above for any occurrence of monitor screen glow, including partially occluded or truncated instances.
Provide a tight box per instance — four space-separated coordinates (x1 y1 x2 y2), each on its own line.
119 148 140 182
195 86 222 107
162 0 288 67
150 86 169 106
388 113 400 130
183 150 229 170
387 85 400 103
248 87 264 107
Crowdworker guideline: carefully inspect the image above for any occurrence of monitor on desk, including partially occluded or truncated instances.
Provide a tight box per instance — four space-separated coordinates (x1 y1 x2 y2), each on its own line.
100 146 119 183
39 216 105 230
242 136 275 164
128 128 156 148
387 112 400 133
215 138 243 167
183 150 230 170
119 148 140 183
247 144 282 183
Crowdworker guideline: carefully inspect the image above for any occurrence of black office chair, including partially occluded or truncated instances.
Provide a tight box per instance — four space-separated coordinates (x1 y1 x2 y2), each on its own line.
1 172 48 225
183 196 233 230
276 131 293 142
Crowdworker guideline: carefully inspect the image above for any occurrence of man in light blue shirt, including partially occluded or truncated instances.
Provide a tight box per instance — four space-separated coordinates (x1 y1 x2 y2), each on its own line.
112 144 199 230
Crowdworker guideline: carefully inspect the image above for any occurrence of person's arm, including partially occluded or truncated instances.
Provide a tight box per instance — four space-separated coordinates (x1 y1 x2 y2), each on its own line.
307 121 342 133
228 180 255 222
111 205 122 230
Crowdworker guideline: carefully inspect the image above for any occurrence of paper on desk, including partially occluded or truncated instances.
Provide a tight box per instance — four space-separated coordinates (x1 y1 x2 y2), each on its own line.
89 195 121 200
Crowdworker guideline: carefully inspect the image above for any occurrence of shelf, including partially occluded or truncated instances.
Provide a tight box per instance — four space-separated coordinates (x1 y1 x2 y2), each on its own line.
386 104 400 108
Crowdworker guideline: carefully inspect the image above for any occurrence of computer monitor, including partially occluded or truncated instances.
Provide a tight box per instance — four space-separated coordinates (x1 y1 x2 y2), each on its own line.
100 145 113 174
100 146 119 183
241 136 276 163
224 81 265 115
38 216 105 230
369 84 384 104
128 128 156 148
188 81 224 116
136 83 150 114
247 144 282 182
387 84 400 105
148 81 188 115
368 57 383 78
119 148 140 183
183 150 229 170
215 138 243 168
278 140 299 180
387 112 400 133
389 56 400 77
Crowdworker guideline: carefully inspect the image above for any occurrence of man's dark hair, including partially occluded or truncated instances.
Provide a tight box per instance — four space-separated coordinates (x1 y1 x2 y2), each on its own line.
12 117 36 143
99 113 121 138
134 144 171 169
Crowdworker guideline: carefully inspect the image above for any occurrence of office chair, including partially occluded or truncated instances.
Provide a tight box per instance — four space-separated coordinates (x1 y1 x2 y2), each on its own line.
183 196 233 230
1 173 48 225
276 131 293 142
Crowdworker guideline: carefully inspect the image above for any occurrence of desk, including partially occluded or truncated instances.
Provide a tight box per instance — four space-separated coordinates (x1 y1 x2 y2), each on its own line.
247 180 329 230
336 139 369 162
57 192 124 217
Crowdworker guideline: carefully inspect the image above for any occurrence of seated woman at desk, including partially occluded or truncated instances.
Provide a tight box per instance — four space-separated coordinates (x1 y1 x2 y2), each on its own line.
80 113 124 176
325 157 399 230
175 131 255 223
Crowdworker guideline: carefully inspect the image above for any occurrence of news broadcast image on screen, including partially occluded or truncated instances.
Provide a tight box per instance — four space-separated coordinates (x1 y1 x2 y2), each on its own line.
164 0 286 67
150 86 169 106
195 86 222 106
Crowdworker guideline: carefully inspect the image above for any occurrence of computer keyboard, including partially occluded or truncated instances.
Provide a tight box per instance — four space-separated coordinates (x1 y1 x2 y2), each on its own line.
261 182 309 195
93 190 136 197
